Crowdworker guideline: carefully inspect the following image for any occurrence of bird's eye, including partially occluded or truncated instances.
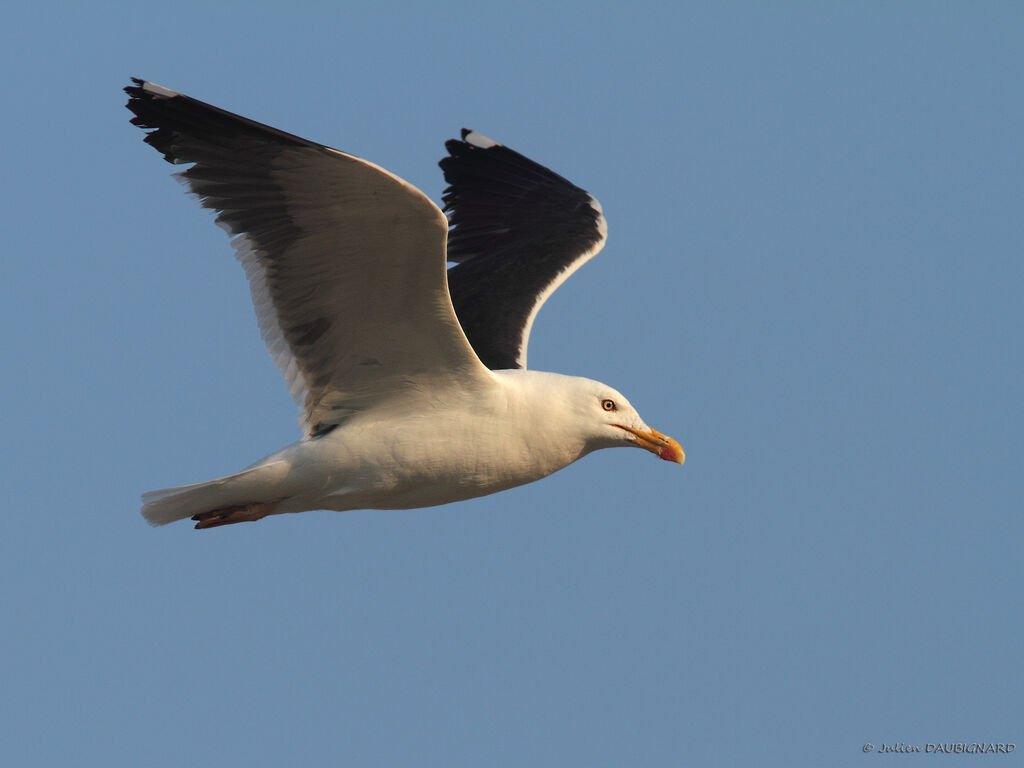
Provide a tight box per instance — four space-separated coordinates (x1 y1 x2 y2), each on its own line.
601 398 616 412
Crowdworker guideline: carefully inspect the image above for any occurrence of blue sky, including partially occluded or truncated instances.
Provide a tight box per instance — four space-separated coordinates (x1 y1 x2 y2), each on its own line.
2 2 1021 766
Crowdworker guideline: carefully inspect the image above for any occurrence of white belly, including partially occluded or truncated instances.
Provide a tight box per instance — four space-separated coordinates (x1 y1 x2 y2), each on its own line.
263 402 587 513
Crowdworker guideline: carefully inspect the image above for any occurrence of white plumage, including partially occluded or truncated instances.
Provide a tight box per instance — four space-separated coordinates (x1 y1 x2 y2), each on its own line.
126 79 683 529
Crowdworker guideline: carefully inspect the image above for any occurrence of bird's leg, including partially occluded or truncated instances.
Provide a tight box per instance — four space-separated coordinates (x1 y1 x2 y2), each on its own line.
192 501 280 530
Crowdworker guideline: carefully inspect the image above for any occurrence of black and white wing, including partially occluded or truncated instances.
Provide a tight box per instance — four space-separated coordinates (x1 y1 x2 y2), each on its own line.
439 130 608 370
126 79 490 437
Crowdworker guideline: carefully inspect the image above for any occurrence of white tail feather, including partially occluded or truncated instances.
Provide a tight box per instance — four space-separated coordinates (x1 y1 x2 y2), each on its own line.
141 462 286 526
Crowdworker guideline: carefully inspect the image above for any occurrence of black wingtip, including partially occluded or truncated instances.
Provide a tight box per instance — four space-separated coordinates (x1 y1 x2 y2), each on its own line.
123 77 144 100
124 78 321 164
124 76 157 99
124 78 181 164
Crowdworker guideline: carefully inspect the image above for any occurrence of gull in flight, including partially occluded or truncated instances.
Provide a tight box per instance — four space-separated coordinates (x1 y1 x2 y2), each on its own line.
125 78 684 529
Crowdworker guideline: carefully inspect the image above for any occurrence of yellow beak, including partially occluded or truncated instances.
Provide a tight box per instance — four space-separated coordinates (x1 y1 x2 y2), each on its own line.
615 424 685 465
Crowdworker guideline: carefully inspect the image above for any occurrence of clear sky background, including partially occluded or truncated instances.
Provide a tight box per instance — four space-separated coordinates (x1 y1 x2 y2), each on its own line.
2 2 1021 766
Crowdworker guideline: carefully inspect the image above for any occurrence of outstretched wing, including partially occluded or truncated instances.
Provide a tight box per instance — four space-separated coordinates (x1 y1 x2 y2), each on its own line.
126 79 490 436
440 130 608 370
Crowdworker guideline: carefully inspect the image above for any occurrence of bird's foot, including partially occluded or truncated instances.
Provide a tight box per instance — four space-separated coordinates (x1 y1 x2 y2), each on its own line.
192 501 279 530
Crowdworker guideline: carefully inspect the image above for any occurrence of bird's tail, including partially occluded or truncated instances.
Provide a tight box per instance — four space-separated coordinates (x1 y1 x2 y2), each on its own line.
141 462 286 526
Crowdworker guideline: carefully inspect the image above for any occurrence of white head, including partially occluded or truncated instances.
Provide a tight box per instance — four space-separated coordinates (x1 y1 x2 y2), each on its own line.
572 377 685 462
506 371 685 465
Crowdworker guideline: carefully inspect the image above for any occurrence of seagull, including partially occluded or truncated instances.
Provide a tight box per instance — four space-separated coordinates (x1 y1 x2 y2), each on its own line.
125 78 684 530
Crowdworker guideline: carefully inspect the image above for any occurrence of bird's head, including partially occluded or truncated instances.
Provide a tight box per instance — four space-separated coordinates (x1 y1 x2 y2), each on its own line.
559 376 685 465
